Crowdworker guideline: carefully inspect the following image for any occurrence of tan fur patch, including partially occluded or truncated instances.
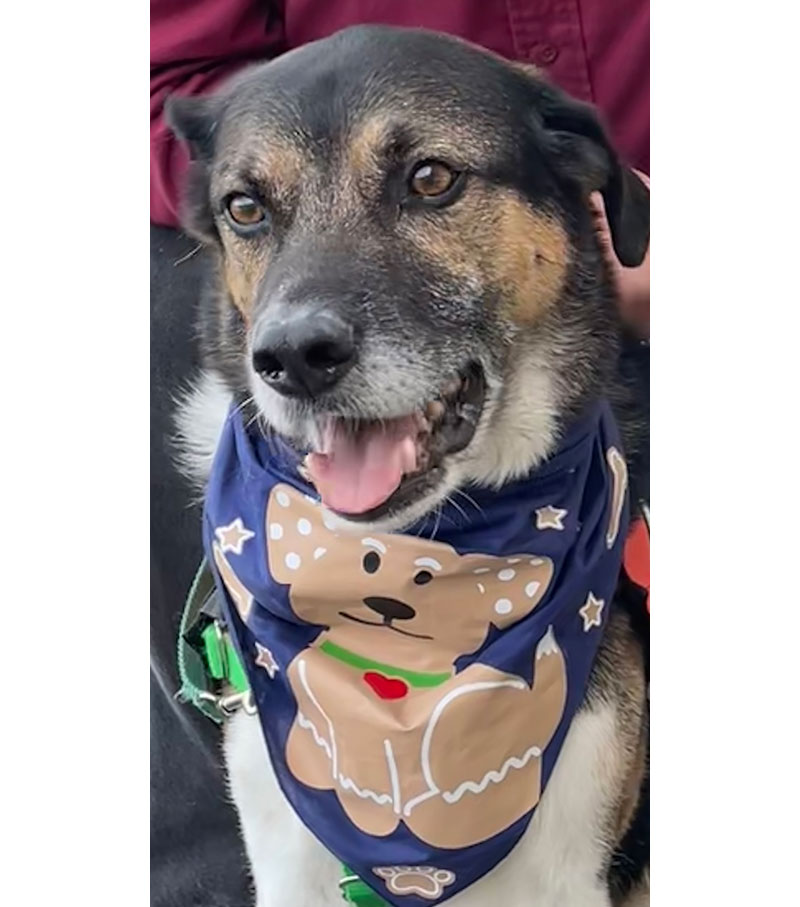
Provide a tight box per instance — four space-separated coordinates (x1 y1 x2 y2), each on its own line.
213 138 305 317
507 60 544 80
591 610 648 847
614 721 647 840
618 869 650 907
491 196 568 322
258 144 305 208
223 249 269 321
348 116 392 174
400 187 567 321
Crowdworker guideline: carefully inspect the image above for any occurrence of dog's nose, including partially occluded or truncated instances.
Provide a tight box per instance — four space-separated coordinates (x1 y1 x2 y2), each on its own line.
363 597 416 622
252 308 357 398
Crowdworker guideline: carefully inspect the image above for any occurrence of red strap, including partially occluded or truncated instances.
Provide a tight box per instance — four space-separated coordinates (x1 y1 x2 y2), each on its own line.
624 519 650 612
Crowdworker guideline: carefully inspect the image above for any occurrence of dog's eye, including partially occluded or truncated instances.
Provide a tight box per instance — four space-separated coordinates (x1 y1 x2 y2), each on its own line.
413 570 433 586
363 551 381 574
409 161 457 199
225 194 267 230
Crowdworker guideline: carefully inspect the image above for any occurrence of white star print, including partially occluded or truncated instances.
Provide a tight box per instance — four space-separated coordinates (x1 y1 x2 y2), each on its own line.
254 643 280 679
579 592 605 632
215 518 255 555
534 505 568 531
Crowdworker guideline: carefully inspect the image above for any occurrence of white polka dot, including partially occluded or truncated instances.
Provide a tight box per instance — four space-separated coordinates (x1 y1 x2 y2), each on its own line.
276 491 290 507
322 510 338 530
498 568 515 581
473 567 490 575
525 581 541 598
269 523 283 540
297 518 312 536
494 598 513 615
477 582 486 594
313 547 327 560
507 558 521 564
285 552 301 570
529 558 544 566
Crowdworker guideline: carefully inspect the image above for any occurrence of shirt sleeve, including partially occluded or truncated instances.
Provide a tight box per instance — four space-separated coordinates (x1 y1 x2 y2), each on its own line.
150 0 284 227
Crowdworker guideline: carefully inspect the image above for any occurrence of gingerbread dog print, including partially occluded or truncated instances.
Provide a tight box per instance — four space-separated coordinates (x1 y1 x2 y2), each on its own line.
216 482 568 849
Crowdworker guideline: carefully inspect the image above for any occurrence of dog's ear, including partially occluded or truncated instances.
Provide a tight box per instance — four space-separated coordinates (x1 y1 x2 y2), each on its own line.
532 83 649 267
165 95 223 241
165 95 221 161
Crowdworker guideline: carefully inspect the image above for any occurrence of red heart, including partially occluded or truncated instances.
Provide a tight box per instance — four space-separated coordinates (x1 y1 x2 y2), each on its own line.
363 671 409 700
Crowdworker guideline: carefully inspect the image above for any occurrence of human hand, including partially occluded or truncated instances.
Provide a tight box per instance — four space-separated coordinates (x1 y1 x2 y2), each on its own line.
589 171 650 339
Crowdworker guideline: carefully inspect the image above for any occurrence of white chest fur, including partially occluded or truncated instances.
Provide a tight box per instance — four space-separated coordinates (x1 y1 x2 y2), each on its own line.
224 703 617 907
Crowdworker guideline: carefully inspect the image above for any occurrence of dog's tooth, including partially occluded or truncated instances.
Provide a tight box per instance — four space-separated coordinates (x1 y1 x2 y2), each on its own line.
426 400 446 422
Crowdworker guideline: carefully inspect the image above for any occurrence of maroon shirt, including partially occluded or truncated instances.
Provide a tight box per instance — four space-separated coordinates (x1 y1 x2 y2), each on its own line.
151 0 649 227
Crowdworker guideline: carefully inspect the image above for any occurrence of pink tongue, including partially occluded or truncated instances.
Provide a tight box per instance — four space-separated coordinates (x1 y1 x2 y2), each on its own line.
306 416 418 514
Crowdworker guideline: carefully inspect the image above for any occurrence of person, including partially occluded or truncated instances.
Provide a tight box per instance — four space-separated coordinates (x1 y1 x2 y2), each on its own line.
150 4 649 905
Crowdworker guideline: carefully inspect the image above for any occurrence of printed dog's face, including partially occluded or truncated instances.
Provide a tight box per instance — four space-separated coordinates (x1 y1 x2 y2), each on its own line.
169 26 648 530
264 484 554 672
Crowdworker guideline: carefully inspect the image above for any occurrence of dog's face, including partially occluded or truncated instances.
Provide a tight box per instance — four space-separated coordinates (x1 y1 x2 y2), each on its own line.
263 484 554 673
169 26 648 530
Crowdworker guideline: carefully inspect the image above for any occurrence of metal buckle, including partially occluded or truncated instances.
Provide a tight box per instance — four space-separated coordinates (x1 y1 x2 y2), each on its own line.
196 689 257 717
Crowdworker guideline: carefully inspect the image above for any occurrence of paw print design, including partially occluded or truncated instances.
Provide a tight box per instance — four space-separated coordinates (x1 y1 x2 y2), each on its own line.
373 866 456 900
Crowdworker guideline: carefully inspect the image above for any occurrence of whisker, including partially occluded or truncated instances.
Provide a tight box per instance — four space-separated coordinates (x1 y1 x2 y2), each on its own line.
453 488 487 520
172 244 202 266
428 503 443 541
226 394 256 430
444 493 469 524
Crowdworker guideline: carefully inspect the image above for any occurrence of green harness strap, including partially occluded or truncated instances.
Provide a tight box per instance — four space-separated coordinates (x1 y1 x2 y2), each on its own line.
176 561 389 905
176 559 249 723
339 867 389 906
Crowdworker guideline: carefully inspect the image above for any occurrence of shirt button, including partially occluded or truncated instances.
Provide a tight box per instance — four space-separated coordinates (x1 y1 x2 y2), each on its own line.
529 43 559 66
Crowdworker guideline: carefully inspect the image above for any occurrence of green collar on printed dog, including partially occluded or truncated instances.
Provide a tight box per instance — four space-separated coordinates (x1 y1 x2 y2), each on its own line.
319 640 451 688
177 560 388 905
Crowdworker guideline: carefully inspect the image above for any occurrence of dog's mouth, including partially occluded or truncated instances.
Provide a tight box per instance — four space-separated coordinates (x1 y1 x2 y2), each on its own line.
305 363 486 519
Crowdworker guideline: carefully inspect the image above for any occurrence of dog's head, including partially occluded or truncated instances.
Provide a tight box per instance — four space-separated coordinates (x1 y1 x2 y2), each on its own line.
169 26 648 530
263 483 553 671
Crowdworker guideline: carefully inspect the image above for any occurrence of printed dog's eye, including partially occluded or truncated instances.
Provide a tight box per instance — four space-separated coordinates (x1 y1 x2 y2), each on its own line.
409 161 457 199
225 194 267 229
363 551 381 574
413 570 433 586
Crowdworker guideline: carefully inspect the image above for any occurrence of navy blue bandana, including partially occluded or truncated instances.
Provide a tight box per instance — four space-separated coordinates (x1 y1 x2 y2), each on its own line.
203 401 629 906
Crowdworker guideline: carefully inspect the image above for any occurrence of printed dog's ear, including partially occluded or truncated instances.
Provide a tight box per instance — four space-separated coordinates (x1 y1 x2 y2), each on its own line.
165 95 223 242
459 554 554 630
531 81 649 267
266 484 343 585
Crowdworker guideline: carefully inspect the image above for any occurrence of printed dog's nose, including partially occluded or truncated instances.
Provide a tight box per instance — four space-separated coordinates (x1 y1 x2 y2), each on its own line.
363 597 416 622
252 308 357 398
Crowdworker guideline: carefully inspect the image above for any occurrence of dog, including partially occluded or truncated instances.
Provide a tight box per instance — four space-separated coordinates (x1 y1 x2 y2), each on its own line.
168 24 649 907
